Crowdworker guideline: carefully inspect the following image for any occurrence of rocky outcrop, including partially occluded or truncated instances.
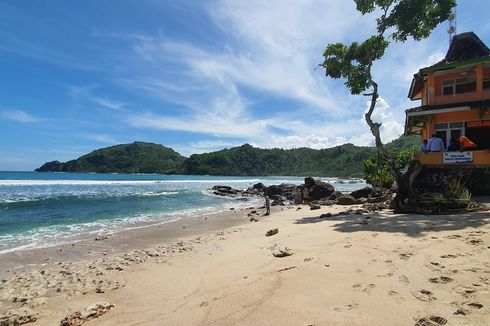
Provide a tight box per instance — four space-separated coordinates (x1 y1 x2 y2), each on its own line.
337 195 357 205
60 302 114 326
0 310 37 326
303 177 335 200
349 186 374 199
265 184 296 200
212 186 241 196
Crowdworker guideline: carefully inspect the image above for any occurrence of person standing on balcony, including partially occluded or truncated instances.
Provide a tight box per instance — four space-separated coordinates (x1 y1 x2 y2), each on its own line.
419 139 429 153
458 135 478 151
428 134 445 152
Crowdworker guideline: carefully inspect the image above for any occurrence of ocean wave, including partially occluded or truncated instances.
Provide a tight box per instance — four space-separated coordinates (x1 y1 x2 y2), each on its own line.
0 179 265 186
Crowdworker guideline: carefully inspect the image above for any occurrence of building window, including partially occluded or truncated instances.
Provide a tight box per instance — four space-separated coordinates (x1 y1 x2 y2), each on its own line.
484 75 490 89
442 76 476 95
435 121 464 148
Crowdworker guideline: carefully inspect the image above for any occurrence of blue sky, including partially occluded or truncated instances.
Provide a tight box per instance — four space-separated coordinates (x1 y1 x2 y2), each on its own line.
1 0 489 171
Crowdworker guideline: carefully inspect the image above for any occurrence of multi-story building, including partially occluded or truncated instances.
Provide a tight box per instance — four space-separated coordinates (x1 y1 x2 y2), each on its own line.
405 32 490 194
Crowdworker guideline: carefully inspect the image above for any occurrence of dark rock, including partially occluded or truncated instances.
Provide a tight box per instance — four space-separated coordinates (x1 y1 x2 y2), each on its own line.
337 195 357 205
355 197 368 204
328 191 343 200
320 212 332 218
212 185 240 196
253 182 266 190
309 205 321 210
271 195 288 206
350 186 373 199
309 181 335 199
250 217 258 222
367 196 385 203
311 199 335 206
304 176 316 188
265 184 296 200
266 228 279 237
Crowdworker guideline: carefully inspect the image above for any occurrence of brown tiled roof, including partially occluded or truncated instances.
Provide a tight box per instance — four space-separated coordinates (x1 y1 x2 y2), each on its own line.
436 32 490 65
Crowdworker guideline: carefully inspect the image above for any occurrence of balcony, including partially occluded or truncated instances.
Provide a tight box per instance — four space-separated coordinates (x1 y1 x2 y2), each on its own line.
413 150 490 166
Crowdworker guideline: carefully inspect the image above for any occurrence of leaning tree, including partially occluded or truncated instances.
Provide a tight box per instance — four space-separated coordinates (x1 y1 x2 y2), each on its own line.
320 0 456 209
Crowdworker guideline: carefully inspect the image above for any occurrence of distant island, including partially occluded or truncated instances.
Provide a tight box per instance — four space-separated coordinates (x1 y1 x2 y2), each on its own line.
35 136 419 177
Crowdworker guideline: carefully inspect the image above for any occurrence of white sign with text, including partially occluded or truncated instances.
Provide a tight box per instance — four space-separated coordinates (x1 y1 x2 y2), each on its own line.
443 152 473 164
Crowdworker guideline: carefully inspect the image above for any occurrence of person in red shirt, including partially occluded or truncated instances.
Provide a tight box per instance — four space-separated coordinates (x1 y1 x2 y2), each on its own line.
458 135 478 151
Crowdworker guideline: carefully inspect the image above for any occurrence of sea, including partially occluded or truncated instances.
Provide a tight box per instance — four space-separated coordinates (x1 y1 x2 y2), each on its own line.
0 171 366 254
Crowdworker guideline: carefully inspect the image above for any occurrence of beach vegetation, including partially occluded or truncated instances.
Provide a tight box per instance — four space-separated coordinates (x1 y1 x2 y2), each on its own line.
362 146 417 188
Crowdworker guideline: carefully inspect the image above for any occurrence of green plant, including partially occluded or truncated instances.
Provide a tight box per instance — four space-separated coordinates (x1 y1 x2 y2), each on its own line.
363 146 416 188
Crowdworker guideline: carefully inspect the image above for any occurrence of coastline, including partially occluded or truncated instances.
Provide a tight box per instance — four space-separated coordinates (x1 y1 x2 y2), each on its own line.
1 204 489 325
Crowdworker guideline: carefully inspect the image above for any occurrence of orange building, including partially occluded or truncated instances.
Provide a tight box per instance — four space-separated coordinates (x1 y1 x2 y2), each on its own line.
405 32 490 167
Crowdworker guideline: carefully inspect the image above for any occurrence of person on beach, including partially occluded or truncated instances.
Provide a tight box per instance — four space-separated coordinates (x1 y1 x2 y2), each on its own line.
302 187 310 204
265 195 271 215
428 134 445 152
419 139 428 153
295 187 302 205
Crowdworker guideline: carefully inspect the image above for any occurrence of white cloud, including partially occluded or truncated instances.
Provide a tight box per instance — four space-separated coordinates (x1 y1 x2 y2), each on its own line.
0 110 40 123
86 134 119 144
92 97 126 111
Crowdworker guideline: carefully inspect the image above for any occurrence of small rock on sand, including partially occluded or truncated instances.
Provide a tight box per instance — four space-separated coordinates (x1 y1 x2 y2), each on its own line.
265 228 279 237
271 244 293 257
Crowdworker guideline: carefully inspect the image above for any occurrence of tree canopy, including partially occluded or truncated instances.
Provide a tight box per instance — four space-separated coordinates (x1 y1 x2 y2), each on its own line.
320 0 456 203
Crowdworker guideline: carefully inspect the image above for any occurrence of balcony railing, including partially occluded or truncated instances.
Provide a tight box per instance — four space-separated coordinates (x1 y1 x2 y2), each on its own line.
413 150 490 166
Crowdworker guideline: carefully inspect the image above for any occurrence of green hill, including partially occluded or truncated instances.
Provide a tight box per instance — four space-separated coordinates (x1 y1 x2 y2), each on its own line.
35 142 186 174
35 135 420 177
182 143 374 177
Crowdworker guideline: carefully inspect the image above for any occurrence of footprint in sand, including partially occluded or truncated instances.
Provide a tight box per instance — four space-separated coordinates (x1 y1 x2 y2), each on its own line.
429 276 453 284
398 275 410 285
414 315 447 326
399 253 413 260
440 254 458 259
334 303 359 312
444 234 462 239
466 302 484 309
453 285 477 297
467 239 484 245
425 262 445 271
362 283 375 294
411 289 436 301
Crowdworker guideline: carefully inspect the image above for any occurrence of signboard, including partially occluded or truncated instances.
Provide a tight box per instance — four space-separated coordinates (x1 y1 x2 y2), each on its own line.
443 152 473 164
466 120 490 128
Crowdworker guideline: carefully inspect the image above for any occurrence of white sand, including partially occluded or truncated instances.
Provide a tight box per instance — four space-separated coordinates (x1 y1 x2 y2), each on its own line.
1 205 489 325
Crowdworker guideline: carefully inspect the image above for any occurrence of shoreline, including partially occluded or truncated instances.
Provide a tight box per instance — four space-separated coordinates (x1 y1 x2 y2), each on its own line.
1 204 489 325
0 202 269 276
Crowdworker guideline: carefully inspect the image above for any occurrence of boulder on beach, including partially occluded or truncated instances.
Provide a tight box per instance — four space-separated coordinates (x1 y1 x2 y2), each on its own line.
336 194 357 205
349 186 374 199
303 177 335 200
265 184 296 200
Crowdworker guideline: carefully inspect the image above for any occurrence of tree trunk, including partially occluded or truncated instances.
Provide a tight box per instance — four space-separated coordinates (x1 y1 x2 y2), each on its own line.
364 82 419 211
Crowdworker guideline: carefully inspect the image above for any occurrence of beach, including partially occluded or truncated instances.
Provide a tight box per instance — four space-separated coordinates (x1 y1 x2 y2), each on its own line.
1 203 489 326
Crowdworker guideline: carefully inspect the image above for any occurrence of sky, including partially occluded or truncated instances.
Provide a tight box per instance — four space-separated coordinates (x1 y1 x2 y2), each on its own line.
1 0 489 171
